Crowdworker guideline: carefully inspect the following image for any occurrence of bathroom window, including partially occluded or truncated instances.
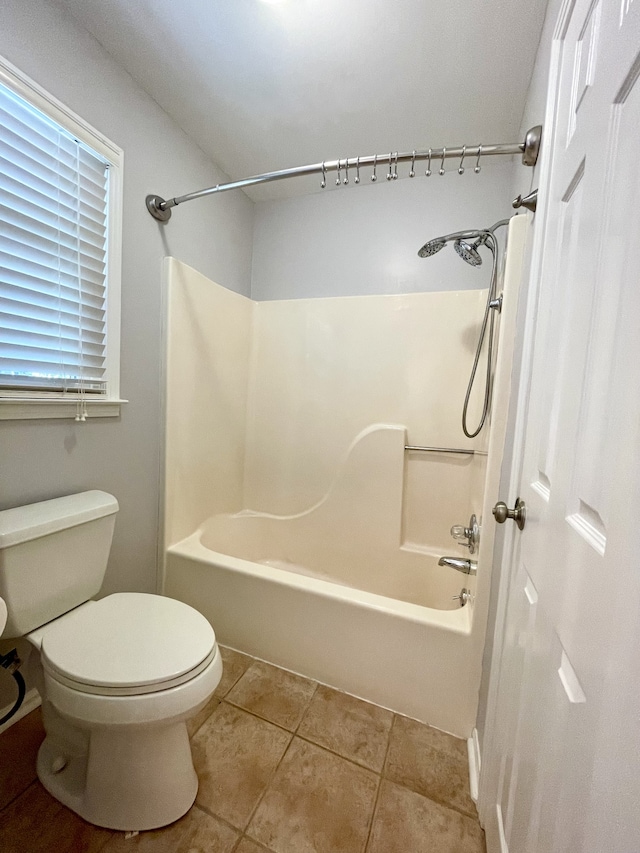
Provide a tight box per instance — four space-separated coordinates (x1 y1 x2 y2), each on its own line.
0 58 124 419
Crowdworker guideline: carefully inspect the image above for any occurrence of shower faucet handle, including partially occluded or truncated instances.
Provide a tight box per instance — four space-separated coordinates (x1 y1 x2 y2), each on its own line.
450 514 480 554
450 525 468 540
452 589 472 606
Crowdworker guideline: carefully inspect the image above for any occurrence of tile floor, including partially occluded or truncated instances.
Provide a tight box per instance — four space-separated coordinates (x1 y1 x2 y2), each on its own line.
0 647 485 853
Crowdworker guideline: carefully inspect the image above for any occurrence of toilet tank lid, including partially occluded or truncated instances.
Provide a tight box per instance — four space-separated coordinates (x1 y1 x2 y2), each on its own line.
0 491 119 549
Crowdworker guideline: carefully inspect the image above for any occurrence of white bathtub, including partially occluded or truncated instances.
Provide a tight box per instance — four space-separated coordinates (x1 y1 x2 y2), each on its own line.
165 426 482 737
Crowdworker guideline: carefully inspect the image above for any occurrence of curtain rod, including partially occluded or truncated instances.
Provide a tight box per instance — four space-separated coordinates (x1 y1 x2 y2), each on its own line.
146 125 542 222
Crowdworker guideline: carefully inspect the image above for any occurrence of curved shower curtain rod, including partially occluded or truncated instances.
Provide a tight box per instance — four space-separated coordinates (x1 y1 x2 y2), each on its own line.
146 125 542 222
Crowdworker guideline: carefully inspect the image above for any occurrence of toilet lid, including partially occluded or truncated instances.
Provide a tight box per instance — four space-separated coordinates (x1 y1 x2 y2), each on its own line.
41 593 216 692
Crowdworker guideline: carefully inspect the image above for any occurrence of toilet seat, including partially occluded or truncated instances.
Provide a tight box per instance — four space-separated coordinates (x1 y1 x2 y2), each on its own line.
40 592 216 697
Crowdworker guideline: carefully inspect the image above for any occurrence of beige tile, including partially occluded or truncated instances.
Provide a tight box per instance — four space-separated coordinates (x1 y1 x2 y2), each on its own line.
215 646 254 699
227 660 317 731
192 702 291 829
187 695 221 738
298 685 393 772
384 715 476 817
0 781 113 853
247 737 378 853
236 838 274 853
0 707 45 811
102 804 238 852
367 779 485 853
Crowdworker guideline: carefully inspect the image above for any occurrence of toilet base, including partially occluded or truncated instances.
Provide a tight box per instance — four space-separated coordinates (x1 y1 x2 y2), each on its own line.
37 720 198 831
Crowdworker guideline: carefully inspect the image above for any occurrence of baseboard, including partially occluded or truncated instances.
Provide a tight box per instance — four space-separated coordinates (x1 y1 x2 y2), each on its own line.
467 727 481 803
497 804 509 852
0 687 41 735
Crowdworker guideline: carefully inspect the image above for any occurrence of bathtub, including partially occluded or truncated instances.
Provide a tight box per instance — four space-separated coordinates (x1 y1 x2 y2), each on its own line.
165 425 482 737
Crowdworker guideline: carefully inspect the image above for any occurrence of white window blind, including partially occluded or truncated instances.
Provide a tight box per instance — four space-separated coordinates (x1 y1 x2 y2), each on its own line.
0 81 110 394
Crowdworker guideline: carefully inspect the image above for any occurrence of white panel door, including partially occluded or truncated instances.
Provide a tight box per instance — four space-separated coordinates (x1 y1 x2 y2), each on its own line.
480 1 640 851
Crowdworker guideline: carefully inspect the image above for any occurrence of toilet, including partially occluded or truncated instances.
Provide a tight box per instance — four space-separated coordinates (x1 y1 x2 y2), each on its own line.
0 490 222 831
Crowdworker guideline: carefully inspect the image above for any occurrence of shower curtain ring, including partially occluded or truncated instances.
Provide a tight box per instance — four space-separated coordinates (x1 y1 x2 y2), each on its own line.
343 158 349 185
458 146 466 175
336 159 342 186
425 148 432 177
387 152 393 181
474 145 482 174
410 150 416 178
321 162 326 189
355 156 360 184
393 151 399 179
371 154 378 182
439 147 446 176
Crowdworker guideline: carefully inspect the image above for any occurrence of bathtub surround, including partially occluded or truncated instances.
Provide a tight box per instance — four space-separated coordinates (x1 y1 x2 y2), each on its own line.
244 291 488 525
163 261 253 548
164 258 488 546
164 217 527 737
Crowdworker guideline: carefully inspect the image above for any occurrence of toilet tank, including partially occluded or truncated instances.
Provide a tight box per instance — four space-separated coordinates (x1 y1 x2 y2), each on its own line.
0 491 119 638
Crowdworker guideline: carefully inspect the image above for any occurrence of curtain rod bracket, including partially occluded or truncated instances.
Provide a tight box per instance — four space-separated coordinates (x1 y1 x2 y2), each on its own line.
146 194 172 222
522 125 542 167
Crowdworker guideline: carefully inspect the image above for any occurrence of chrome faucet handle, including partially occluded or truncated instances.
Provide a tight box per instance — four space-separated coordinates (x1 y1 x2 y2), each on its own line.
450 524 470 541
452 589 472 606
450 514 480 554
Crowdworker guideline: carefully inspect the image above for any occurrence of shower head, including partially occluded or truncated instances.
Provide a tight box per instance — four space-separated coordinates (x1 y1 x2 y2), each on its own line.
417 229 481 259
454 238 483 266
417 220 509 260
417 238 446 258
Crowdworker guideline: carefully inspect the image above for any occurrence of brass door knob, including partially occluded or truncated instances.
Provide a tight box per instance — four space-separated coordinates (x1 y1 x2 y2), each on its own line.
492 497 526 530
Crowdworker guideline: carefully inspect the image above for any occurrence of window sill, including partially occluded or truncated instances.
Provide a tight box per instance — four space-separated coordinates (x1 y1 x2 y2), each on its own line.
0 398 128 421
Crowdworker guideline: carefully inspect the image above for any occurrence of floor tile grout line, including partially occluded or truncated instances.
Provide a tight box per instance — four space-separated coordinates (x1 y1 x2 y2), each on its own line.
293 730 386 775
0 777 40 818
382 775 480 822
293 679 320 734
241 727 296 837
194 800 248 837
233 833 276 853
224 680 318 735
216 657 254 700
363 713 395 853
380 712 399 778
219 698 299 737
380 713 480 821
217 697 391 778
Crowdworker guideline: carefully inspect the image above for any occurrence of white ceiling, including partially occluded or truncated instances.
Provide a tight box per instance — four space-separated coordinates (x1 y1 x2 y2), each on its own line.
55 0 548 200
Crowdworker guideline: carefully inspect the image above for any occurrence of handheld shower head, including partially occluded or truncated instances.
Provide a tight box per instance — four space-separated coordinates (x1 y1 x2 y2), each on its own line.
417 238 446 258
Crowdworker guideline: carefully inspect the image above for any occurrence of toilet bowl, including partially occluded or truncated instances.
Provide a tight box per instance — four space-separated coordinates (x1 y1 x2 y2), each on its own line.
28 593 222 830
0 492 223 831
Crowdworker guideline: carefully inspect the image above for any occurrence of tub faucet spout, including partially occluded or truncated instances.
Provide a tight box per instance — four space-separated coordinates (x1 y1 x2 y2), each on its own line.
438 556 477 575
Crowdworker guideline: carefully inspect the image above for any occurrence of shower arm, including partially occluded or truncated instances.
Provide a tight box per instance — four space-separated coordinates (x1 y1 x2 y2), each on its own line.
146 126 542 221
